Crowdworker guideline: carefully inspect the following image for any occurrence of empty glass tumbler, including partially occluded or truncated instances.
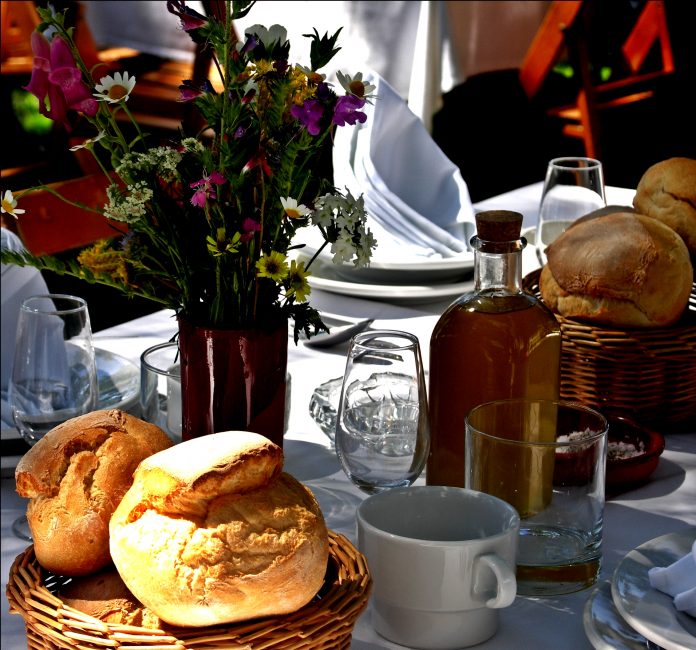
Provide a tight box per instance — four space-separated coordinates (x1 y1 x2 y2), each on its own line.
335 330 430 494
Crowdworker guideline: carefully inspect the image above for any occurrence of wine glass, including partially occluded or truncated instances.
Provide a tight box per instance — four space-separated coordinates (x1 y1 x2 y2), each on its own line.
335 330 430 494
9 294 98 540
535 157 606 266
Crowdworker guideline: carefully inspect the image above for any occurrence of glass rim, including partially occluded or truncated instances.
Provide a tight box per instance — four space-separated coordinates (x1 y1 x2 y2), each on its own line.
20 293 88 316
350 329 419 351
465 399 608 447
548 156 603 170
140 341 181 376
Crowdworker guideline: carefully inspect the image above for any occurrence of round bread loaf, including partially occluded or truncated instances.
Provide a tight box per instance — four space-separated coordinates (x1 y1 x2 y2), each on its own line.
539 212 692 327
60 568 164 629
15 409 173 576
109 431 329 627
633 157 696 257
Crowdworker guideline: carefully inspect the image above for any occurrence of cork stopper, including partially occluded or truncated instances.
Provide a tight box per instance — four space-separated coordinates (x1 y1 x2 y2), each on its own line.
475 211 523 242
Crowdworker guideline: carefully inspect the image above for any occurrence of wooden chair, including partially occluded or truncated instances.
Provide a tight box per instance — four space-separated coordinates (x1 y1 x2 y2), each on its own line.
12 174 126 256
519 0 676 160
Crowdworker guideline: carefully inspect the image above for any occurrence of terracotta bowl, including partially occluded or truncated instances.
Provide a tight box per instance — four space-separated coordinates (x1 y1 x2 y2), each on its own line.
605 415 665 492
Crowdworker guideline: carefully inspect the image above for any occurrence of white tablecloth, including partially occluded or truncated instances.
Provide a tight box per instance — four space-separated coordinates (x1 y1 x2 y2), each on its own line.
2 184 694 649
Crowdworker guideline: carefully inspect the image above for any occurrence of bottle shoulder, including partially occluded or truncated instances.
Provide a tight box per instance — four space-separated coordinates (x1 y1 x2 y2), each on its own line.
440 289 555 314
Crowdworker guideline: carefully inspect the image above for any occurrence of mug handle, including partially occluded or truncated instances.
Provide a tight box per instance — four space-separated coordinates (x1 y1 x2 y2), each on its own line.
476 553 517 608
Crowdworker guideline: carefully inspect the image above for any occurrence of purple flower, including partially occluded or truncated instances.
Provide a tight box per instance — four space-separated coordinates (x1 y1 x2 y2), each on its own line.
333 94 367 127
190 171 226 207
178 79 203 102
291 99 324 136
166 0 207 31
241 34 258 54
23 32 98 129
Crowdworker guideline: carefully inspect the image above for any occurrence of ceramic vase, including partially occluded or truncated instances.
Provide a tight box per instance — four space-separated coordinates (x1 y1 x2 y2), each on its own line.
177 317 288 447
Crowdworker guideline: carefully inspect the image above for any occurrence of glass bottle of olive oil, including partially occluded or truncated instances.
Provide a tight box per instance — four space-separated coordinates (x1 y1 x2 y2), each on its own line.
427 210 561 487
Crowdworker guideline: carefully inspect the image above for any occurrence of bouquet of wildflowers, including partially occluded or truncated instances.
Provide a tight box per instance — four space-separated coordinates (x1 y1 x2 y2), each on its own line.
1 0 376 339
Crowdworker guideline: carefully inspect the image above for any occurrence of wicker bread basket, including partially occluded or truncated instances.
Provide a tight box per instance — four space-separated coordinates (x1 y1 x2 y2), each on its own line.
6 530 371 650
523 269 696 429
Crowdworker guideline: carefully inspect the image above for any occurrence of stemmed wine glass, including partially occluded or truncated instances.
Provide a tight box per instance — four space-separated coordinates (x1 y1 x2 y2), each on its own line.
8 294 98 540
535 156 606 266
335 330 429 494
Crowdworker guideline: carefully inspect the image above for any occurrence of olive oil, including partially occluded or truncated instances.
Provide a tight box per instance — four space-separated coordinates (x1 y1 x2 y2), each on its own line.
427 211 561 487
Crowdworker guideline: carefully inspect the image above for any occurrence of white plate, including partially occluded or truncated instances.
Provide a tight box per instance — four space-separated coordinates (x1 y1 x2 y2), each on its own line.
612 527 696 650
584 581 652 650
301 255 473 305
324 251 473 284
1 349 140 476
94 347 140 413
299 232 474 284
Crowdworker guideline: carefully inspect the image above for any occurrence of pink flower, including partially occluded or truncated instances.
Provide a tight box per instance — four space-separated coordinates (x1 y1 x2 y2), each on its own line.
240 217 261 242
166 0 207 31
189 171 226 207
23 32 98 129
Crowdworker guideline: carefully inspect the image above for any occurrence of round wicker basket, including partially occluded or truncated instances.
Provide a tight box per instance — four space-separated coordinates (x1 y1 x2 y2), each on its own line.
6 530 371 650
523 269 696 429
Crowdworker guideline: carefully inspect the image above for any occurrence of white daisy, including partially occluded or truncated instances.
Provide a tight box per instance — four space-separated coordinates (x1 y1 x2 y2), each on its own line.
69 131 107 151
94 71 136 103
280 196 311 219
1 190 25 216
336 71 376 102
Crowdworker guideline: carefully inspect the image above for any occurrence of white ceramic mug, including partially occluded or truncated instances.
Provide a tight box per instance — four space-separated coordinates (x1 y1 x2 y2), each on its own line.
357 486 519 649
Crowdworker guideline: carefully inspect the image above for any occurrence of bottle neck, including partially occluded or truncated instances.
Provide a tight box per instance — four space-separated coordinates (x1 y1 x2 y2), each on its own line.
472 238 525 292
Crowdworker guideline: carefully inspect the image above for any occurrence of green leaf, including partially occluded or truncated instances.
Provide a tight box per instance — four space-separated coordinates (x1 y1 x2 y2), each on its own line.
232 0 257 20
305 27 342 71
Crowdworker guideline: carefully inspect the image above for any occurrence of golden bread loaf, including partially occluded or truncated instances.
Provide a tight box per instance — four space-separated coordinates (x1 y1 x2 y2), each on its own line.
539 212 692 327
109 431 329 627
15 409 173 576
633 157 696 257
59 568 164 629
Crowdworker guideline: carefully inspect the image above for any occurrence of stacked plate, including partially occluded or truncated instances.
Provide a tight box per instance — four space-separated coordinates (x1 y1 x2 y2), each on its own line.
295 73 476 305
584 527 696 649
0 348 140 477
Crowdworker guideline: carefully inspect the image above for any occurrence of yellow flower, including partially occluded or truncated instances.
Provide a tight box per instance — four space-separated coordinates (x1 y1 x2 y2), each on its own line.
77 241 129 284
1 190 25 216
286 259 312 302
280 196 310 219
256 251 289 282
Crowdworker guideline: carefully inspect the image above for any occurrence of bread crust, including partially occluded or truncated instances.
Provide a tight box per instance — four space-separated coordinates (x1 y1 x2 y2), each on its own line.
540 212 692 327
59 568 164 629
15 409 173 576
633 157 696 256
109 431 329 627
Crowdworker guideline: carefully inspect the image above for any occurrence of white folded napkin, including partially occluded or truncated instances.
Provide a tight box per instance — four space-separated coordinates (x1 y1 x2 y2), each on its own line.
648 540 696 618
333 73 475 262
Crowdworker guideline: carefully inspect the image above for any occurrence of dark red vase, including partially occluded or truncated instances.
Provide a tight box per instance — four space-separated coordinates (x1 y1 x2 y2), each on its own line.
177 317 288 447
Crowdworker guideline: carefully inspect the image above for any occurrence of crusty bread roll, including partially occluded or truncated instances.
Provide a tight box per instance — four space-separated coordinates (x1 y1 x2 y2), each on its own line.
15 409 173 576
109 431 329 627
59 568 164 629
633 157 696 257
540 212 692 327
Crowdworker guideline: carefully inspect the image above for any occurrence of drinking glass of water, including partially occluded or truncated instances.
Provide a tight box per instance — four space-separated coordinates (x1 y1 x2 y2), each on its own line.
335 330 429 494
535 157 606 266
9 294 98 539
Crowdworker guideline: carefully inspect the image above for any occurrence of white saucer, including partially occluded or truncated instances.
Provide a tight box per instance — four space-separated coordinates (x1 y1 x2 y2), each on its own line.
612 527 696 650
584 580 652 649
